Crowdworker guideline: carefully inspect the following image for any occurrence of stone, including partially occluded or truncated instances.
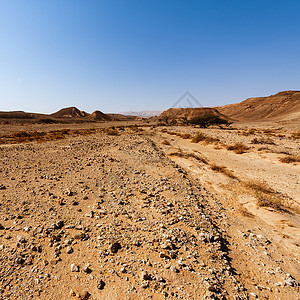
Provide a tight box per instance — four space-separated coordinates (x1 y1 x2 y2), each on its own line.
82 263 92 273
70 263 79 272
110 241 121 253
97 279 105 290
141 271 152 281
170 266 178 273
66 246 73 254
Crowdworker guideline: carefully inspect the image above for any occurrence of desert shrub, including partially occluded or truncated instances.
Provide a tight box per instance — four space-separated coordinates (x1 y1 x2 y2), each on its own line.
244 180 282 209
227 143 249 154
169 151 208 164
279 155 300 163
210 164 236 178
11 131 29 138
162 139 171 145
255 192 282 209
291 132 300 139
251 137 275 145
106 129 120 136
244 180 275 194
189 114 231 128
39 118 57 124
180 133 192 139
191 132 207 143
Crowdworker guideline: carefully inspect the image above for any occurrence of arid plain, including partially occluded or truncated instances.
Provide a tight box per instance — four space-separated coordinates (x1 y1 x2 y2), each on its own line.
0 91 299 299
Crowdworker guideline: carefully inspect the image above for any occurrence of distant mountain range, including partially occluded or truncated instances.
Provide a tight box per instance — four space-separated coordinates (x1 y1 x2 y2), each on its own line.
1 91 299 124
121 111 162 118
0 106 139 124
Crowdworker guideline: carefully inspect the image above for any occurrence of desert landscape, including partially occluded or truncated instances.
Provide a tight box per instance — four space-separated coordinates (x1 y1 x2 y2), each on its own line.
0 91 299 299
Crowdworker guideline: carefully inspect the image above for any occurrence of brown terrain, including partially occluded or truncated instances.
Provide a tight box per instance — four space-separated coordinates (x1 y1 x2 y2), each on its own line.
0 91 299 300
156 108 228 124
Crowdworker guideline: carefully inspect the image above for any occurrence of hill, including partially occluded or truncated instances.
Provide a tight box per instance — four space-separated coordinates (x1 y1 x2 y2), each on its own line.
157 107 227 124
218 90 300 122
51 107 88 118
87 110 112 121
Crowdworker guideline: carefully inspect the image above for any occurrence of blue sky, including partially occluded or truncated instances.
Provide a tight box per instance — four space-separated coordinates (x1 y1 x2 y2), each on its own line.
0 0 299 113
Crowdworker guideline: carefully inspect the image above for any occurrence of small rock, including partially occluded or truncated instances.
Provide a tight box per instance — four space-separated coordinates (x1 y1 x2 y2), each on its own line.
70 263 79 272
110 241 121 253
141 271 152 281
97 279 105 290
170 266 178 273
141 281 149 288
82 263 92 273
66 246 73 254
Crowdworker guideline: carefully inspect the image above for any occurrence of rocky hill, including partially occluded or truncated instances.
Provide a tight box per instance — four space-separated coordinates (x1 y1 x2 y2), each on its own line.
87 110 112 121
51 107 89 118
218 90 300 121
157 107 228 123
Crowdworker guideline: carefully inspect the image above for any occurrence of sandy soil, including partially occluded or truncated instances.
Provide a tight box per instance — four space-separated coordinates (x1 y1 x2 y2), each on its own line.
0 122 299 300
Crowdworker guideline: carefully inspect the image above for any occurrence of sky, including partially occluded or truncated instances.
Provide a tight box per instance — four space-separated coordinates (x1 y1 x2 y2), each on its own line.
0 0 300 114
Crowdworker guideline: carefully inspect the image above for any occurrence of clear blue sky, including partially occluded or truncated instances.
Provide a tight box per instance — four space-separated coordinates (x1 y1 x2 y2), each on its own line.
0 0 299 113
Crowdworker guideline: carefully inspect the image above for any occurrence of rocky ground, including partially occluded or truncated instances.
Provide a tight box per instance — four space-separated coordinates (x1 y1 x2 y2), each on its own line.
0 123 299 299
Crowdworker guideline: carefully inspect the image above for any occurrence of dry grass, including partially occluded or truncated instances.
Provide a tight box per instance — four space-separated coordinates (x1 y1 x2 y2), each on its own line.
0 128 99 144
251 137 275 145
279 155 300 163
160 129 192 139
255 192 282 209
244 180 275 194
291 132 300 139
244 180 283 209
161 139 171 145
209 163 236 178
191 132 219 144
168 151 208 164
106 128 120 136
227 143 249 154
191 132 207 143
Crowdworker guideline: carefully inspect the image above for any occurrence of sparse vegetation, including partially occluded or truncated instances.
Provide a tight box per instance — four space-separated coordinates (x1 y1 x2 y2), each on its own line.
188 114 231 128
279 155 300 163
251 137 275 145
191 132 207 143
162 139 171 145
106 128 120 136
191 132 219 144
38 118 58 124
291 132 300 139
169 151 208 164
227 143 249 154
209 163 236 178
244 180 283 209
0 128 98 144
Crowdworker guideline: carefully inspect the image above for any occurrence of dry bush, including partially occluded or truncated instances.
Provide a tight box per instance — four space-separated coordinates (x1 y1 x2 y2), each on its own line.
291 132 300 139
0 128 98 144
279 155 300 163
191 132 207 143
209 163 236 178
106 129 120 136
248 128 256 135
244 180 275 194
255 191 282 209
227 143 249 154
244 180 282 209
179 133 192 139
161 139 171 145
251 137 275 145
169 151 208 164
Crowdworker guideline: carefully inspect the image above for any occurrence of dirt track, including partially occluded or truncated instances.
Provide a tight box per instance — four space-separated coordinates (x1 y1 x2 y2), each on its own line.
0 124 299 299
